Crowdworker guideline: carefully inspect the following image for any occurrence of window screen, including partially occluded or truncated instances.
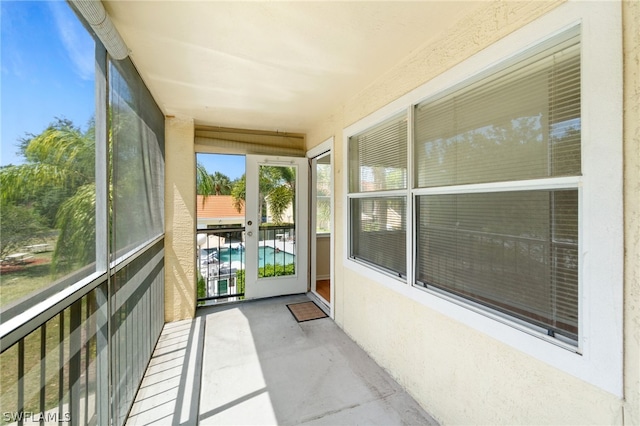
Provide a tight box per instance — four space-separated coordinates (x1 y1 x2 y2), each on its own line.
110 58 165 257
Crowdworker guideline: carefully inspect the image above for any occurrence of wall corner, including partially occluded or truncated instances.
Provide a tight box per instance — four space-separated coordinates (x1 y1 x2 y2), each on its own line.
164 116 196 322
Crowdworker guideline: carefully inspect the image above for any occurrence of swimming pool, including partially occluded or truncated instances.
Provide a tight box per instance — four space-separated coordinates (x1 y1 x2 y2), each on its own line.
202 246 295 268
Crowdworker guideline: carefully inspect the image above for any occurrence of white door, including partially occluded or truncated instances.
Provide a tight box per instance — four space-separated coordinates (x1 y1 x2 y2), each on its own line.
244 155 309 299
310 151 332 307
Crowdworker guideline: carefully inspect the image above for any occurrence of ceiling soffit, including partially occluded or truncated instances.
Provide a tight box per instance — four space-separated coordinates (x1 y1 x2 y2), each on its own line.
103 1 480 134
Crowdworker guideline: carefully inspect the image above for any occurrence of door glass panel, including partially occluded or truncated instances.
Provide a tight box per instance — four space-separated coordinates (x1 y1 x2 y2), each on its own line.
258 165 296 278
316 155 331 234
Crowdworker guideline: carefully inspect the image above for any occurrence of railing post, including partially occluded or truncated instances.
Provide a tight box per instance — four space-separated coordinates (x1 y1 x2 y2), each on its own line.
39 324 46 426
69 301 82 426
17 340 24 426
58 312 65 425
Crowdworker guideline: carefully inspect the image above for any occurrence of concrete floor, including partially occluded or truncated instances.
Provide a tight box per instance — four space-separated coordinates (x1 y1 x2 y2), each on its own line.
126 294 438 425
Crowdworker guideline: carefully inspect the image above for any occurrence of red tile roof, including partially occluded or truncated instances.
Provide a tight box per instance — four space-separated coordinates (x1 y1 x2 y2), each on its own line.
196 195 244 219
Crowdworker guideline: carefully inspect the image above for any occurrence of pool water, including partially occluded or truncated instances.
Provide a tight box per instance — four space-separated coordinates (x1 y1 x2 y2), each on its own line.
257 246 295 268
206 246 295 268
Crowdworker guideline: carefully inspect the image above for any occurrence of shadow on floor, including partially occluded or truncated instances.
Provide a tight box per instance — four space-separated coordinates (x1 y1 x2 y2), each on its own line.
127 294 438 426
126 317 204 425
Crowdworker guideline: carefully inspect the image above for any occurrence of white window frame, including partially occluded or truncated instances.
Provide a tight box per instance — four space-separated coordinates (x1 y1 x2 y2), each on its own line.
342 1 622 396
346 109 411 281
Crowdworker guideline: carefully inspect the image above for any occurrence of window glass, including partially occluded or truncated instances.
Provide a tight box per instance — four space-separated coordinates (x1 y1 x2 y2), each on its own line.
316 154 331 234
0 1 96 313
350 197 407 277
416 190 578 339
415 35 580 188
348 112 408 276
349 114 407 193
413 30 581 341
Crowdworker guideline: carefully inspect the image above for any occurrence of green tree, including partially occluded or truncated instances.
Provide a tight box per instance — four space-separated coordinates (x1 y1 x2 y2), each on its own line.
267 185 292 225
196 162 215 197
196 165 234 208
32 186 74 228
0 118 95 270
52 184 96 270
265 166 295 225
0 203 48 260
230 166 295 224
210 171 232 195
315 163 331 233
231 174 246 213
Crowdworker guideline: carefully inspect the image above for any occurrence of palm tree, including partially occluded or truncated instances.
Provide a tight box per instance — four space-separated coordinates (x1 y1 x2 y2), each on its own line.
263 166 295 225
230 166 295 225
196 166 233 209
196 162 215 196
196 162 216 210
0 118 95 271
210 171 232 195
230 174 246 213
266 184 293 224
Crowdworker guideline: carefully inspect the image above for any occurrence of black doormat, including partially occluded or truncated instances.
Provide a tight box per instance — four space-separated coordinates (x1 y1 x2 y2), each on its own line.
286 301 328 322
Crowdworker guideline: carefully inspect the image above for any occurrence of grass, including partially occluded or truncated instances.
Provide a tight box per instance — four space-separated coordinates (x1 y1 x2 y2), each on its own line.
1 253 55 306
0 238 96 424
0 310 70 424
0 251 71 309
0 235 74 309
0 295 98 425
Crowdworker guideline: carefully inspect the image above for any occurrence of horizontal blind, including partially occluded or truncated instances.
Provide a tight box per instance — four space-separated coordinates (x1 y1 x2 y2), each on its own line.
349 114 407 193
350 197 406 277
415 34 581 188
416 190 578 339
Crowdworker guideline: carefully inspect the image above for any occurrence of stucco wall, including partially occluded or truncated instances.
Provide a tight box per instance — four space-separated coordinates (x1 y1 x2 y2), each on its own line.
306 1 639 424
623 1 640 423
164 117 197 322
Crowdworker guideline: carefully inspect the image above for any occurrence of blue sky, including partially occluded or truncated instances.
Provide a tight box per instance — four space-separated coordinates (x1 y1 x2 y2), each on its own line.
1 1 95 166
197 153 245 181
1 2 246 181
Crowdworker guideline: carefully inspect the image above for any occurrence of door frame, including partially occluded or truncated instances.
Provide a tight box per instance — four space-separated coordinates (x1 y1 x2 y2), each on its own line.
244 154 309 299
307 138 334 318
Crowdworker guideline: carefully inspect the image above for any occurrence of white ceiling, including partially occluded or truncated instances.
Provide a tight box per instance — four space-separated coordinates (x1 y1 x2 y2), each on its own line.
104 1 481 134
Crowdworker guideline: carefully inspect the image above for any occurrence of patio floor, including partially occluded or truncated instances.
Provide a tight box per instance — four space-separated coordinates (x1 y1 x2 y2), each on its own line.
126 294 438 425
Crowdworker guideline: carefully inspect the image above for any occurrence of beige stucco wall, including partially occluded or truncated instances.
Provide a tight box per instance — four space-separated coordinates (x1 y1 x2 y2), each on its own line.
306 0 640 424
164 117 197 322
623 1 640 423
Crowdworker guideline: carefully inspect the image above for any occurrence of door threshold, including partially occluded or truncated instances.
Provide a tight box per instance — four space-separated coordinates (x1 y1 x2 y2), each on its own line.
307 291 331 316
